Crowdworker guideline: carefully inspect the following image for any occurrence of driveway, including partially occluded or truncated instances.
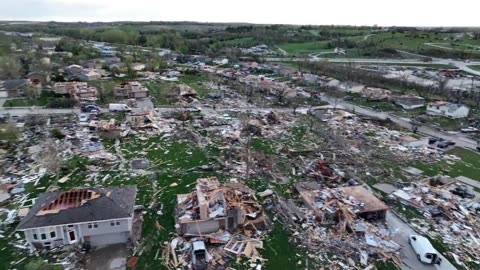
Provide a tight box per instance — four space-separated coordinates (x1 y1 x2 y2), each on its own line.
135 97 154 111
87 244 128 270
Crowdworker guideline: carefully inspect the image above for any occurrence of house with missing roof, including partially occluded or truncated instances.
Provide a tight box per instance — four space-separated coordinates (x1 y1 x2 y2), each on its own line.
427 101 469 119
16 185 137 250
393 95 425 110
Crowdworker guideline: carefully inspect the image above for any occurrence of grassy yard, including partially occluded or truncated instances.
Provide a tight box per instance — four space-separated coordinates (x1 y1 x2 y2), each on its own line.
3 91 53 107
346 94 398 112
145 81 174 105
0 132 308 270
413 147 480 181
425 116 468 131
468 65 480 71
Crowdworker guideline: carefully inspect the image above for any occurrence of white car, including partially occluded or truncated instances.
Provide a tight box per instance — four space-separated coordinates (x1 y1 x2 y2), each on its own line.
78 114 88 122
461 127 478 133
185 107 201 113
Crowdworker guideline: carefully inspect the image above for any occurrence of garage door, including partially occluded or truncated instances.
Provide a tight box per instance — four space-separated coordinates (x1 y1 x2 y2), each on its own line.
89 232 129 247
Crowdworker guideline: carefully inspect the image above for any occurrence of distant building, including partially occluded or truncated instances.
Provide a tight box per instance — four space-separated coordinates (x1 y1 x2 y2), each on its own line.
427 101 469 119
393 95 425 110
66 64 84 75
76 69 101 81
26 72 50 85
114 81 148 99
0 79 32 98
16 185 137 250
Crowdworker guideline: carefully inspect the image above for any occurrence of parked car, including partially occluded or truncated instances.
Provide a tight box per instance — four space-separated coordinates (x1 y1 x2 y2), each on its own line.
461 127 479 133
185 106 201 113
408 235 442 265
81 104 100 113
78 114 88 122
437 141 455 148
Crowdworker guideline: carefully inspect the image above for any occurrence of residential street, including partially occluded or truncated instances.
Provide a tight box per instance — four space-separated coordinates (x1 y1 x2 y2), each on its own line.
386 211 456 270
2 97 478 151
318 95 479 150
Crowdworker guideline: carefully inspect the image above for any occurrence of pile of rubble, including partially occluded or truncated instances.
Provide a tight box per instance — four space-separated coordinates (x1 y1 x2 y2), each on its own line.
391 177 480 267
265 183 402 269
161 177 269 270
327 110 444 163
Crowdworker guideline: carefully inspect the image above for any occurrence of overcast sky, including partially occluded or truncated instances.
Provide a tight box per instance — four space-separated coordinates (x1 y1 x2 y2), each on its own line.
1 0 479 27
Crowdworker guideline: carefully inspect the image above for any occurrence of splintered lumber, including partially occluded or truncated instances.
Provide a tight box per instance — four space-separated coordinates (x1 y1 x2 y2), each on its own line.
170 242 178 267
155 220 165 231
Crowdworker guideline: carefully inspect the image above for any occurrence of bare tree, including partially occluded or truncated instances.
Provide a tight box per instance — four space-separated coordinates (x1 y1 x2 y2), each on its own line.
276 87 291 103
399 72 411 95
435 75 450 97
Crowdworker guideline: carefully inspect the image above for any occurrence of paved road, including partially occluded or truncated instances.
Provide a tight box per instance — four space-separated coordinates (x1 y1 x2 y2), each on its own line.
318 95 479 150
386 211 436 270
386 211 456 270
2 100 478 150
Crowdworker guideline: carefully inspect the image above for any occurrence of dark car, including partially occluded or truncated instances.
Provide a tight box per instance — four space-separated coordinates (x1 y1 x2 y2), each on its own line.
437 140 455 148
81 104 100 113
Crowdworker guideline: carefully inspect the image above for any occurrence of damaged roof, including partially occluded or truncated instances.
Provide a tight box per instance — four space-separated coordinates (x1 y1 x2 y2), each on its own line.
17 185 137 230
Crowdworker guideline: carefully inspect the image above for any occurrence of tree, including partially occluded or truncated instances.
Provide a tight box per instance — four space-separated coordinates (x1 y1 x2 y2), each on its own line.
0 56 22 79
276 87 291 103
0 123 19 145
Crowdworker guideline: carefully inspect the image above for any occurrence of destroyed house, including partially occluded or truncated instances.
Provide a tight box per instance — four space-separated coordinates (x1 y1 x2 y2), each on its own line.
114 81 148 99
294 182 388 222
53 82 97 100
176 177 266 236
16 185 137 250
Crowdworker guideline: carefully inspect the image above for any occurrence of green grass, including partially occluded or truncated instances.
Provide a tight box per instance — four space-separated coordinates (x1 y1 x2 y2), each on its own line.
145 74 211 105
468 65 480 71
346 94 398 112
426 117 468 131
217 37 255 46
375 261 400 270
278 40 331 55
145 81 174 105
178 74 211 97
413 147 480 181
0 131 309 269
3 91 52 107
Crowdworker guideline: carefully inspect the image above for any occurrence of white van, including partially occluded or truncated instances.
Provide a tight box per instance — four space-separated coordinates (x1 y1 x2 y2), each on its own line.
409 235 442 265
108 103 132 112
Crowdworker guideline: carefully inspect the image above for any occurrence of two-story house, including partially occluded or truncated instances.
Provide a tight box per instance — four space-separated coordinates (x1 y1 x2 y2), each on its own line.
16 185 137 250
